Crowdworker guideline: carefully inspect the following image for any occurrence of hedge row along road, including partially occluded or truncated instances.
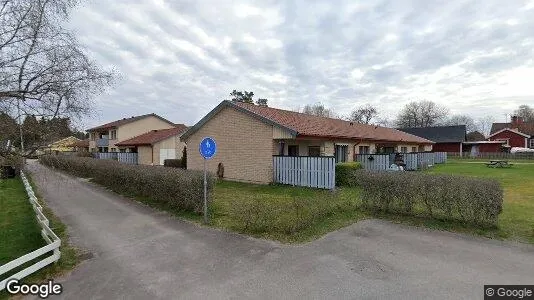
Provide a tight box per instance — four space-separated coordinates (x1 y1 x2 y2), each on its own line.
25 160 534 299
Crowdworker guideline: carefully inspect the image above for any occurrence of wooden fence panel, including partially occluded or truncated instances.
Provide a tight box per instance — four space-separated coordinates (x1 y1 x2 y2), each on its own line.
404 153 418 170
117 153 138 165
273 156 335 189
355 154 390 171
95 152 117 160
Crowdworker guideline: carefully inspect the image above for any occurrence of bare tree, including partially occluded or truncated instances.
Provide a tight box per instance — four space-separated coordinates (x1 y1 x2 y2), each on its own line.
349 104 379 124
514 104 534 122
476 116 496 136
1 0 115 155
301 102 335 118
443 114 477 132
1 0 115 117
396 100 449 128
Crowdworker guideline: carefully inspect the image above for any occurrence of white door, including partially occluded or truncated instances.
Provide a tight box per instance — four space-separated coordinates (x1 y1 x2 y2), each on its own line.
159 149 176 165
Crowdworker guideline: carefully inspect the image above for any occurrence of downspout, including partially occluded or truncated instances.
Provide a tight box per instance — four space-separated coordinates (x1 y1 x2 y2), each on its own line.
151 145 154 166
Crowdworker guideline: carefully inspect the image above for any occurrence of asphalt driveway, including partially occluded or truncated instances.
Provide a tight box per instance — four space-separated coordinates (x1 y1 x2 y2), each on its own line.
26 161 534 299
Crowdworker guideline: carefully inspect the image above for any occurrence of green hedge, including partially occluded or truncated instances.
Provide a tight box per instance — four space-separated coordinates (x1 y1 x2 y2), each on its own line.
335 162 363 186
163 159 183 168
342 170 503 227
39 155 211 213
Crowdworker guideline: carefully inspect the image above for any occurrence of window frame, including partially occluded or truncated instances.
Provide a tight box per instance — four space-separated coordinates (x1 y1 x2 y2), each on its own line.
358 146 370 154
288 145 299 157
308 146 321 157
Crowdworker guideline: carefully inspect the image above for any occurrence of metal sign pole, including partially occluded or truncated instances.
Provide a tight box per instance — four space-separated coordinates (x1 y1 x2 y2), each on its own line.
203 158 208 224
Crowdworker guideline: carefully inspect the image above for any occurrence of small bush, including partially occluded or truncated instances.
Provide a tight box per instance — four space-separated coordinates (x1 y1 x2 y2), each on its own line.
335 162 363 186
341 170 503 228
0 154 24 176
226 192 357 235
39 155 211 213
164 159 183 168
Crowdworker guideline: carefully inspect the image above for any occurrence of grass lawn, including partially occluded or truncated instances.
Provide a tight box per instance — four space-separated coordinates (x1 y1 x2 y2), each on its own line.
208 181 365 243
0 178 45 265
428 162 534 244
449 158 534 164
0 177 78 299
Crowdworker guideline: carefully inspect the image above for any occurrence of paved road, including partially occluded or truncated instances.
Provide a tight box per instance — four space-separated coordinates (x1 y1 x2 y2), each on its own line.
27 161 534 299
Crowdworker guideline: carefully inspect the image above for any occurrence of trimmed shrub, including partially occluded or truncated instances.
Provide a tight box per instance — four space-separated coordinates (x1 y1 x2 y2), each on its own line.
342 170 503 227
39 155 211 213
335 162 363 186
226 192 358 235
164 159 183 168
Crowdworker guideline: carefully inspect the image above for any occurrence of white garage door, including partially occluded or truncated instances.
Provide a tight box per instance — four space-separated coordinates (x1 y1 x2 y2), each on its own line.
159 149 176 165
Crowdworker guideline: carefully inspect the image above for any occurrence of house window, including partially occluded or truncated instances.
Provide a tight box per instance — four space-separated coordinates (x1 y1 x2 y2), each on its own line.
110 148 116 152
411 147 417 152
110 130 117 140
496 138 509 146
358 146 370 154
335 145 348 163
400 147 408 153
308 146 321 157
530 139 534 149
288 145 299 157
278 141 285 155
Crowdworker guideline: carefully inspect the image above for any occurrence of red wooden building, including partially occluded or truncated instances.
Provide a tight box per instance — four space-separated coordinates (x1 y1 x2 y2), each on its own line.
489 116 534 149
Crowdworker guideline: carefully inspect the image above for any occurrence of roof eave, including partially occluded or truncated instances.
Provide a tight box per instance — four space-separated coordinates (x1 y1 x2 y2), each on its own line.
180 100 297 141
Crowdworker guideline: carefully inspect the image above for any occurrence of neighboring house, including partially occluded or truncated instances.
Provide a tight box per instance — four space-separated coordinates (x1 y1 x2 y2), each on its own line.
68 139 90 152
489 116 534 149
180 100 433 184
466 131 485 141
462 141 507 155
397 125 466 152
46 136 81 152
115 125 188 165
87 114 176 153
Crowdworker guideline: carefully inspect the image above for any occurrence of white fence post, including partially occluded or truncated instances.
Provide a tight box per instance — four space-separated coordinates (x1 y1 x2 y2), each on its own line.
0 172 61 291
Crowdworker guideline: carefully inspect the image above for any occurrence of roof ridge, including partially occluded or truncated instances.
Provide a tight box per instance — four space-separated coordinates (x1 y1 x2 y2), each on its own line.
233 101 393 130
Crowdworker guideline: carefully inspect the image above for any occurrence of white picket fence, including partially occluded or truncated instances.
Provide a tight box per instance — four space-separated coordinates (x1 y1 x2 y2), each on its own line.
0 172 61 291
117 153 138 164
273 156 335 189
94 152 117 160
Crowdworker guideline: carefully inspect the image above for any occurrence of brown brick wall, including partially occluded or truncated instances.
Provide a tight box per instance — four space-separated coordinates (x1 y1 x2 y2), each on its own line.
185 106 274 183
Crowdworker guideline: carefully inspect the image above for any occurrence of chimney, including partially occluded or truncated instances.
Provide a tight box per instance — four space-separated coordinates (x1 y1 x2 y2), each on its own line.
511 115 523 128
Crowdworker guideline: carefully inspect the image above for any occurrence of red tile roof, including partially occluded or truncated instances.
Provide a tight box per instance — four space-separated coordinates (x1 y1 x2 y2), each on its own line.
115 125 188 146
87 113 175 131
183 101 433 144
68 139 89 147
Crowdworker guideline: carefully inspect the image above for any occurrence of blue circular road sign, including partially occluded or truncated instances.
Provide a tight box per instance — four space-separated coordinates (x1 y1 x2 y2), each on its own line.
199 137 217 159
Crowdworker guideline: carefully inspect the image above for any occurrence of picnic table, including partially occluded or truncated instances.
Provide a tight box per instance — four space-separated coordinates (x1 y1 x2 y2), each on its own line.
485 160 513 168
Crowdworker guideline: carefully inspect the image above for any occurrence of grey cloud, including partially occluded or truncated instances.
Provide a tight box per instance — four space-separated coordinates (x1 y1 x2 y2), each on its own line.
67 0 534 128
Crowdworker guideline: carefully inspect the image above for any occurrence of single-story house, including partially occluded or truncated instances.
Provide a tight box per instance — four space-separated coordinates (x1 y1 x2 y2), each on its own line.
115 125 188 165
46 136 82 153
489 116 534 149
180 100 433 184
397 125 466 153
462 141 507 155
68 139 90 152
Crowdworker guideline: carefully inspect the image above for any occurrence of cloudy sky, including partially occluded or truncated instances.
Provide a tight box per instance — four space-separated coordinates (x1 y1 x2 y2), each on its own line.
68 0 534 129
